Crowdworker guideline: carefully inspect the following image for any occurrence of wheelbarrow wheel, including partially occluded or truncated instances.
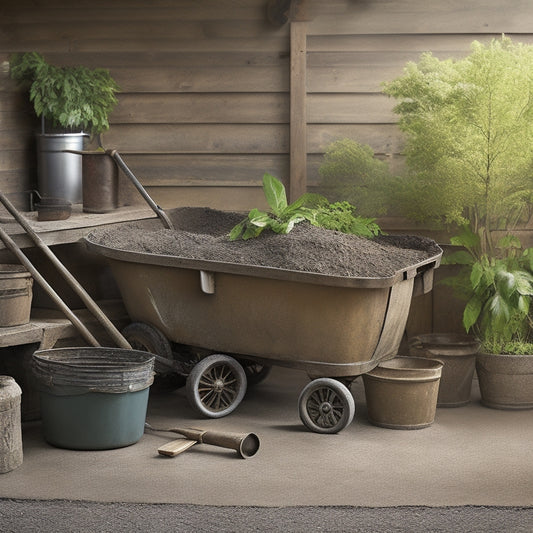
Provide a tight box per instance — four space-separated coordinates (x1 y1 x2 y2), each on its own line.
186 354 247 418
122 322 186 391
298 378 355 434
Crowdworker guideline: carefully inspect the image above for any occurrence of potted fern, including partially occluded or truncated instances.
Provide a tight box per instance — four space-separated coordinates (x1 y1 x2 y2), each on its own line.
383 36 533 409
9 52 119 205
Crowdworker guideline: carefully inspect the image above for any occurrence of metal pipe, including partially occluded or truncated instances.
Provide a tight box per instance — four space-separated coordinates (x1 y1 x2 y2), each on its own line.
0 192 131 350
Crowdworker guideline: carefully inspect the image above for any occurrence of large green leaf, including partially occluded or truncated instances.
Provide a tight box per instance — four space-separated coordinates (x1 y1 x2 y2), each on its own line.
514 270 533 295
262 173 287 217
248 208 271 228
470 261 484 290
463 295 482 332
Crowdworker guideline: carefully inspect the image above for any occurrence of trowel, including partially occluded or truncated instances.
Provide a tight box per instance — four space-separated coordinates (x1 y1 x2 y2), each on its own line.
144 423 260 459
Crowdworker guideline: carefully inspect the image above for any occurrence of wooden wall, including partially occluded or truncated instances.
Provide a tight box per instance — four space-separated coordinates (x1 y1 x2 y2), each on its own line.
2 0 533 213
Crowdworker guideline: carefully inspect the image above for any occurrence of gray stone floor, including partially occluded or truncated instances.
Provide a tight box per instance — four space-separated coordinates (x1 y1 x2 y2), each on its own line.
0 367 532 508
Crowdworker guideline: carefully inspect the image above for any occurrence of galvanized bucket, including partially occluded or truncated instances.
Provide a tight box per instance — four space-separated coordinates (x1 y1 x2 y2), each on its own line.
0 265 33 327
32 347 155 450
37 133 88 204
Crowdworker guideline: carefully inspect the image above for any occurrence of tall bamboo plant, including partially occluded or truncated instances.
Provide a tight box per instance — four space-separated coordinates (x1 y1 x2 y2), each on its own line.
383 36 533 349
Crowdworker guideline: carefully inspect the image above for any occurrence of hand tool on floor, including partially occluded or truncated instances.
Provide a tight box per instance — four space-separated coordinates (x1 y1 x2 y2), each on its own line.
144 422 260 459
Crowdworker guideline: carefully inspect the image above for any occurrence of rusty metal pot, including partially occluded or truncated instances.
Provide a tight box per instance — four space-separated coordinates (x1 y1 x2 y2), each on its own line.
363 357 443 430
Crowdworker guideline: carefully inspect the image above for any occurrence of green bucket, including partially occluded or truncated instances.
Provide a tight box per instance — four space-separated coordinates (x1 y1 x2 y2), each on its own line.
32 347 155 450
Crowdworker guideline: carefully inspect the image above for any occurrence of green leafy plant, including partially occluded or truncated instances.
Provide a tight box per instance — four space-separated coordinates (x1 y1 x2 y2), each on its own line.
229 173 381 241
447 226 533 349
317 139 394 217
313 201 381 238
383 36 533 351
382 36 533 256
10 52 119 141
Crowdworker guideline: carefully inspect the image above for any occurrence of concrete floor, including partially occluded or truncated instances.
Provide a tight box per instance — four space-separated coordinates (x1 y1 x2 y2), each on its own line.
0 367 532 507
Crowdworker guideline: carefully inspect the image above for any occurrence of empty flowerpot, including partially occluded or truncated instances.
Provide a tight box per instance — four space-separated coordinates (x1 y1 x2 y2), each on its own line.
409 333 480 407
363 356 443 429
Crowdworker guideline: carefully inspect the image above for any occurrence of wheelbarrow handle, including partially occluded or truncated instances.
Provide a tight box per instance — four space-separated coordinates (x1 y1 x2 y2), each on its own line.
0 224 100 348
0 192 131 350
106 149 174 230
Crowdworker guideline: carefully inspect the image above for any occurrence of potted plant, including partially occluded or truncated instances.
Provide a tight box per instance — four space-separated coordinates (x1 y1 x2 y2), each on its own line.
9 52 119 206
383 36 533 409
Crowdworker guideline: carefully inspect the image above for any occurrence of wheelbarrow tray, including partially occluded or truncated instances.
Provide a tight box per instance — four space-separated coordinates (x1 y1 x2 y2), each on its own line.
85 218 442 378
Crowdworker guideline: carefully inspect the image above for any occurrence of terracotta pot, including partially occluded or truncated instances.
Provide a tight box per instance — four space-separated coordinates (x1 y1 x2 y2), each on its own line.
476 352 533 410
409 333 480 407
82 151 118 213
363 357 443 430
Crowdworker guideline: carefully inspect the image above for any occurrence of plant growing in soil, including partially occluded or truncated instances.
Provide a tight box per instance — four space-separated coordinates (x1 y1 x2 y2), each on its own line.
449 226 533 350
229 173 381 241
9 52 119 143
383 36 533 350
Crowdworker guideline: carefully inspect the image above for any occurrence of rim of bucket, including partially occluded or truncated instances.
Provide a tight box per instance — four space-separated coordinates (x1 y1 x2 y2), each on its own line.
32 347 155 393
366 356 443 382
0 265 32 278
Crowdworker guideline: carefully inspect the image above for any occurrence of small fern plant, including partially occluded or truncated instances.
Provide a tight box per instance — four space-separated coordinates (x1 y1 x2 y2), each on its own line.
10 52 119 141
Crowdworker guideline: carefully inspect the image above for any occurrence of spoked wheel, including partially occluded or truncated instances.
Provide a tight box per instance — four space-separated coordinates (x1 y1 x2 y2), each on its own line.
186 354 247 418
298 378 355 434
242 362 272 386
122 322 186 391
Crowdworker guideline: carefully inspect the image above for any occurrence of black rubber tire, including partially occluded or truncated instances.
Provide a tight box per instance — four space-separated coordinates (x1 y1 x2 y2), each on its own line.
122 322 186 390
298 378 355 434
186 354 247 418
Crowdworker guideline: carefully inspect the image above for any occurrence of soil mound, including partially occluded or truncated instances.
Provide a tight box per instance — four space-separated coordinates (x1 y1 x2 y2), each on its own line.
89 207 441 279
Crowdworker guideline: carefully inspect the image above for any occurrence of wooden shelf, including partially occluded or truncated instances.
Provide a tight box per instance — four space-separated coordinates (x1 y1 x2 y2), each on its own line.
0 300 129 350
0 206 153 348
0 204 156 250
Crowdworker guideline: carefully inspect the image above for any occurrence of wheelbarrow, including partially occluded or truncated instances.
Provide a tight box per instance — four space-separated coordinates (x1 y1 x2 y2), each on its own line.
85 207 442 434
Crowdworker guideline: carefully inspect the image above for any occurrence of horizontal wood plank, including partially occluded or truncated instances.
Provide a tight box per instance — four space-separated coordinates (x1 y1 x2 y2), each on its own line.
308 0 533 35
307 94 396 124
146 185 268 211
70 37 290 54
103 124 290 153
111 66 288 93
104 123 403 154
3 19 285 42
115 154 289 186
113 93 289 124
28 51 289 69
307 33 533 52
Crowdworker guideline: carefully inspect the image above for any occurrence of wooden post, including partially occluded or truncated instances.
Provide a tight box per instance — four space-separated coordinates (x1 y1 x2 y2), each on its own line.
267 0 310 201
289 20 307 202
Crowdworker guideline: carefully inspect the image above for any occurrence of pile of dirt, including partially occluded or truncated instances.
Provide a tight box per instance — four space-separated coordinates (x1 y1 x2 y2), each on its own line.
89 207 441 278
